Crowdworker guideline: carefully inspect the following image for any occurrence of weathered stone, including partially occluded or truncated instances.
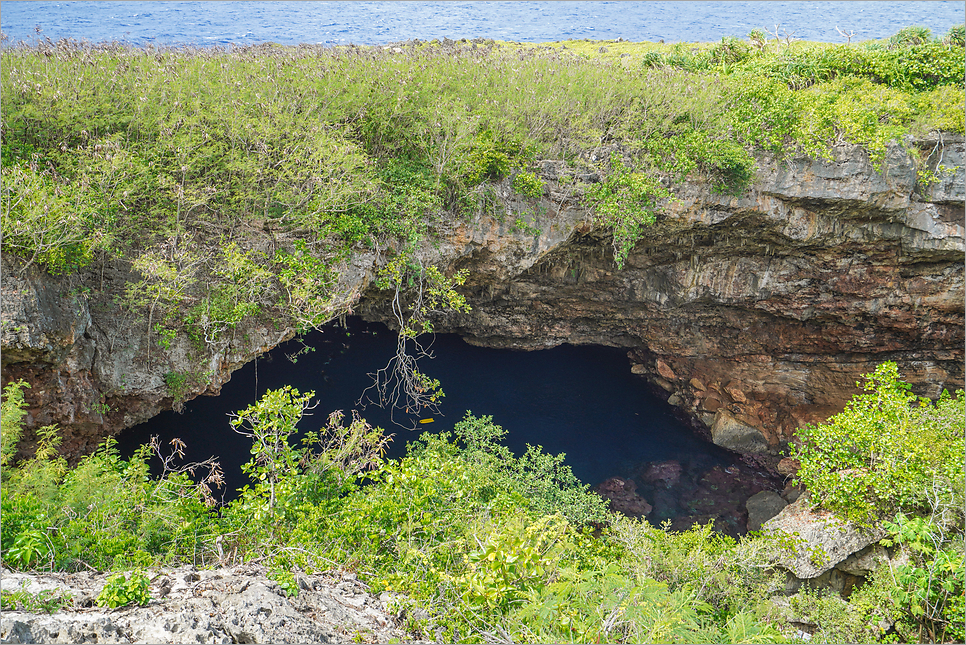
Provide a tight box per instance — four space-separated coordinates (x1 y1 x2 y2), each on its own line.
689 377 706 391
776 458 801 477
835 543 890 577
723 381 747 403
762 494 888 579
745 490 788 532
701 396 723 412
0 564 421 644
711 410 770 453
630 363 646 374
655 359 677 381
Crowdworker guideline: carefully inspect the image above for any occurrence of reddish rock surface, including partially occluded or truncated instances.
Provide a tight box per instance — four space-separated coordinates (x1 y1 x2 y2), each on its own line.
595 477 653 517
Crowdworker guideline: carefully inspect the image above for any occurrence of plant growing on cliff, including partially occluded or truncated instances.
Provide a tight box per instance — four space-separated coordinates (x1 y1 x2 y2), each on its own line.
360 256 470 423
96 571 151 608
791 362 965 528
588 153 672 269
1 380 29 468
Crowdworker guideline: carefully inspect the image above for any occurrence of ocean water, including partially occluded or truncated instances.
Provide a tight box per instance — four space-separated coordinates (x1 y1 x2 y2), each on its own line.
1 1 963 47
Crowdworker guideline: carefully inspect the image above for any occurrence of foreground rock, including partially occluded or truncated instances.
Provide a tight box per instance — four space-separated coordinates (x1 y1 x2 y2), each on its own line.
0 564 419 644
762 494 889 595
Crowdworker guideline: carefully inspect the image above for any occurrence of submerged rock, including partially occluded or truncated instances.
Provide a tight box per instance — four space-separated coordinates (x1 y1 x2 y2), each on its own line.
595 476 653 517
639 460 683 487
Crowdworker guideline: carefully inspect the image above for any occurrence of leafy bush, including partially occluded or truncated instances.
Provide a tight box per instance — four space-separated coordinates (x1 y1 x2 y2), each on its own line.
96 571 151 608
1 388 223 571
588 153 671 269
944 24 966 48
511 170 544 197
889 26 933 49
881 513 965 643
791 362 964 527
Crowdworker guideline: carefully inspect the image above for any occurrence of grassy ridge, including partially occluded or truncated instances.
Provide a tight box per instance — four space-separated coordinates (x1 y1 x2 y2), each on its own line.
2 29 963 294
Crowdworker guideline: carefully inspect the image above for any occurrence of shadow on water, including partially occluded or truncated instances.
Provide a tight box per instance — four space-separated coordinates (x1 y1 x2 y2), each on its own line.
118 317 778 535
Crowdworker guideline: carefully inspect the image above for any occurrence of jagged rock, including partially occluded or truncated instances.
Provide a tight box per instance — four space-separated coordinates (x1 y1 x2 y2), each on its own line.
835 543 890 577
711 410 770 453
745 490 788 532
776 458 801 477
762 494 888 579
0 565 424 644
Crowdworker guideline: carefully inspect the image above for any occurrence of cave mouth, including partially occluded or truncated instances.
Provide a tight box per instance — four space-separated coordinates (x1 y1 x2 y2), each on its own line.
118 316 781 536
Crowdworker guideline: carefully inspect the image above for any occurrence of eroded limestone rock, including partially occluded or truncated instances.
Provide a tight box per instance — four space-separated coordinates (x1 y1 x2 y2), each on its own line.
0 564 419 644
745 490 788 532
762 494 887 580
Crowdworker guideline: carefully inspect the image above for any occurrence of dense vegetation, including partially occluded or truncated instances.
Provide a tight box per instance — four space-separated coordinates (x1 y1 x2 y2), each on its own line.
2 363 963 643
1 27 963 366
1 26 964 643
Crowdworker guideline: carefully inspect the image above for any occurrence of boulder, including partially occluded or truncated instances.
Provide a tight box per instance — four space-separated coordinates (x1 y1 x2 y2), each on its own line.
0 564 418 644
762 494 887 579
745 490 788 532
835 544 890 577
710 410 770 453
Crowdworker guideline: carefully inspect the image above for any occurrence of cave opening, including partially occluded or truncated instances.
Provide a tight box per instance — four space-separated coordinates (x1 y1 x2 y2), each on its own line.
117 316 783 536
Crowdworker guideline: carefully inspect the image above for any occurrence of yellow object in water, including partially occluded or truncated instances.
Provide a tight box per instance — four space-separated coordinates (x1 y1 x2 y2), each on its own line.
419 418 435 424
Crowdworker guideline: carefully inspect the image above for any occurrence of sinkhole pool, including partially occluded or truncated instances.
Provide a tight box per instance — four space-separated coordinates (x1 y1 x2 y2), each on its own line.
118 317 774 534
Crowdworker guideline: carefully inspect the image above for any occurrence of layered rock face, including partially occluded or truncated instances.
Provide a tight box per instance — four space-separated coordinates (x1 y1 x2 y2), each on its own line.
404 136 965 454
2 137 963 460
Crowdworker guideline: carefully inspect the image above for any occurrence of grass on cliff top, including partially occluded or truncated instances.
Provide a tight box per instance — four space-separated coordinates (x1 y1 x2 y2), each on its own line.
0 26 962 362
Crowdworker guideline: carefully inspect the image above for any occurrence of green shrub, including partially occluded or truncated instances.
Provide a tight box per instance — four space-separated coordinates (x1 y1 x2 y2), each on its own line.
96 571 151 608
588 153 671 270
511 170 544 197
0 584 73 613
944 24 965 47
791 362 965 527
889 26 933 49
881 513 965 643
1 380 29 468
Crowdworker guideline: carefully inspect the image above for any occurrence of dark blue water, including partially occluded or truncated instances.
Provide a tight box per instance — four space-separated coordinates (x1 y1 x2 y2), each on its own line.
117 317 730 498
2 1 963 47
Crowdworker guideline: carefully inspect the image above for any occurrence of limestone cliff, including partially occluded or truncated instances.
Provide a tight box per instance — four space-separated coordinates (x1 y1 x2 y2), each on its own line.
2 136 963 460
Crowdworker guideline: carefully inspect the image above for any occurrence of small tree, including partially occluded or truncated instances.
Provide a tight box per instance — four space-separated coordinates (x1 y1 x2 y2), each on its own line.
791 362 965 527
230 386 317 514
